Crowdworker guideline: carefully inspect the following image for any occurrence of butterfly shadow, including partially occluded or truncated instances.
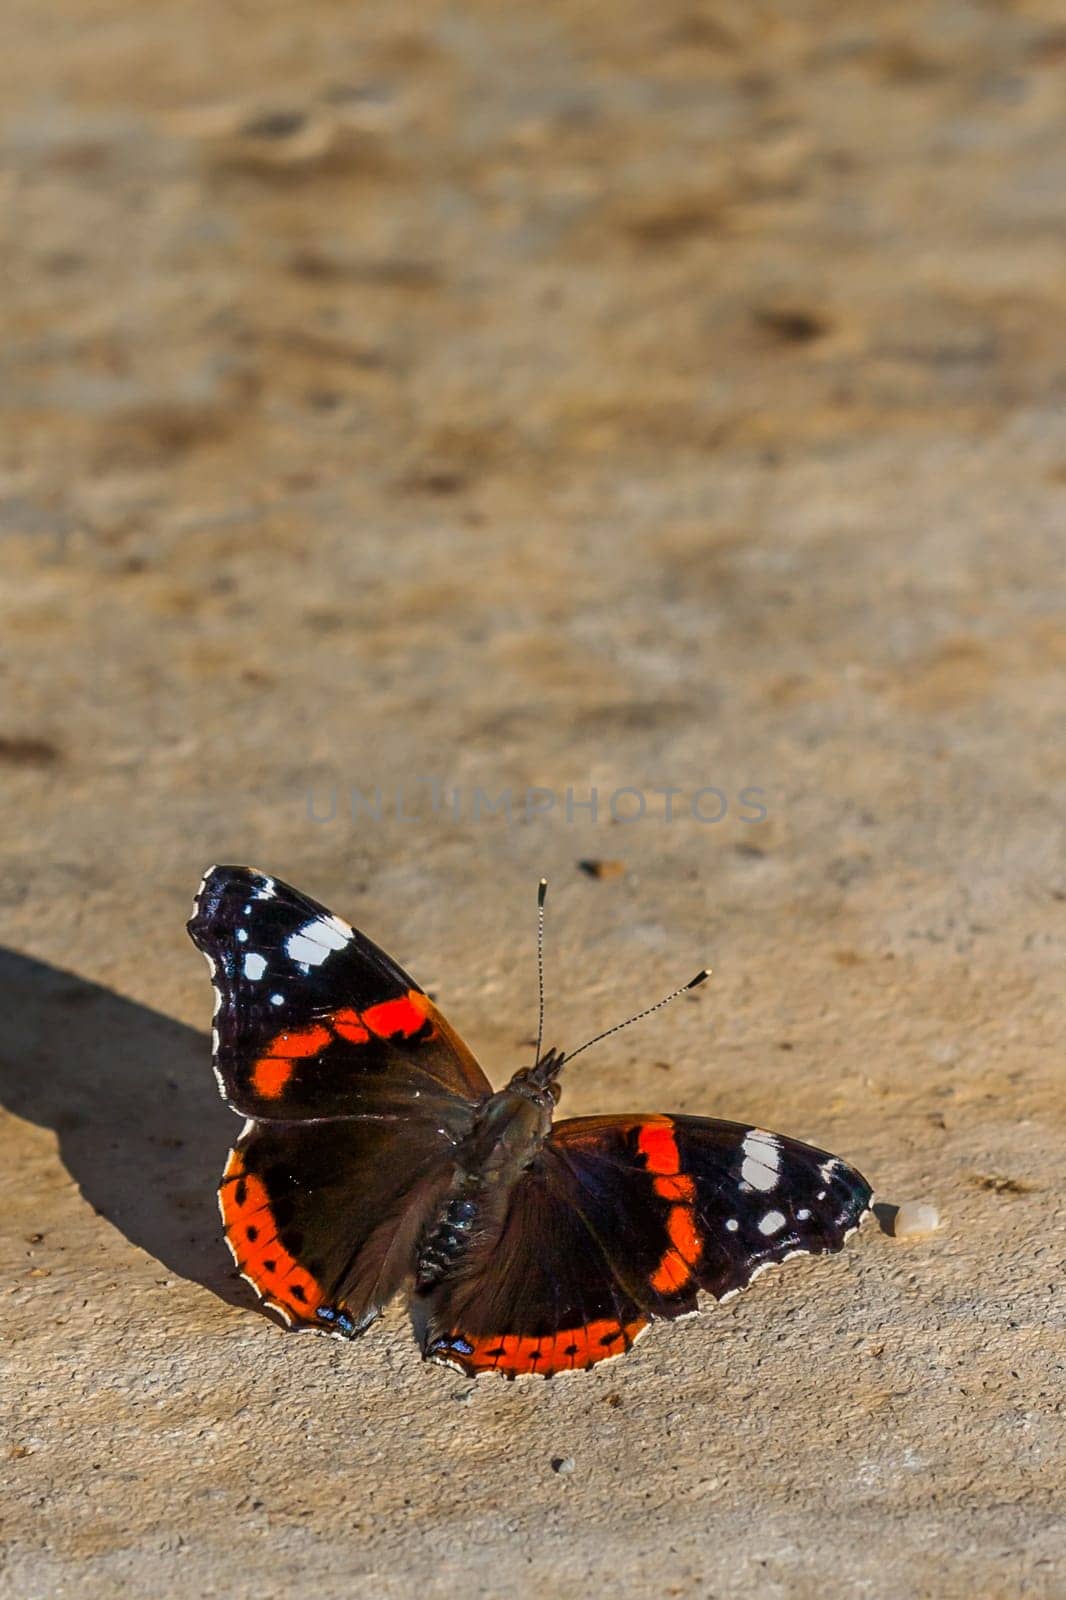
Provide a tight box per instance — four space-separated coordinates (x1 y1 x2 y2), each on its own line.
0 948 251 1311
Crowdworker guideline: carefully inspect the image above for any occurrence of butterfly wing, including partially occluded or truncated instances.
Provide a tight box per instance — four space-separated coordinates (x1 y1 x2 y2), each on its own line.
550 1113 873 1317
188 865 492 1333
422 1113 870 1377
188 864 491 1121
420 1151 649 1377
220 1116 459 1332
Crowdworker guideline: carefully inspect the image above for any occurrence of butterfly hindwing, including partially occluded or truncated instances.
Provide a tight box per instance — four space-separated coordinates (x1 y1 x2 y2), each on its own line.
188 865 491 1121
550 1113 873 1312
420 1150 649 1378
221 1116 465 1332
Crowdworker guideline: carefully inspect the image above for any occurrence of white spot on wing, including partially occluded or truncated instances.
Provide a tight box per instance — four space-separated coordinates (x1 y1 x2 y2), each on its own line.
741 1129 781 1192
285 914 351 967
758 1210 786 1235
270 992 285 1006
243 952 268 980
236 928 248 943
725 1218 739 1232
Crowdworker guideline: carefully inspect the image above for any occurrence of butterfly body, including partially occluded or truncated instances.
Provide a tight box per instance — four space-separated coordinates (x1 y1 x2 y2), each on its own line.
413 1078 555 1289
189 865 873 1378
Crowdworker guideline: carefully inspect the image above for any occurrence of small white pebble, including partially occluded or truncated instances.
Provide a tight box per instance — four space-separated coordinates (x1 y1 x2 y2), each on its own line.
551 1456 575 1475
893 1201 940 1238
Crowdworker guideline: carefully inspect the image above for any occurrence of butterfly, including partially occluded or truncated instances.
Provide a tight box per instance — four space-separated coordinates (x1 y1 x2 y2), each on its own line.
188 865 873 1378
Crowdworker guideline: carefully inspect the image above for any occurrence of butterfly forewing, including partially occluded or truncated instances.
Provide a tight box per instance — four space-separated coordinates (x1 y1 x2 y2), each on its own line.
549 1113 873 1311
188 865 491 1121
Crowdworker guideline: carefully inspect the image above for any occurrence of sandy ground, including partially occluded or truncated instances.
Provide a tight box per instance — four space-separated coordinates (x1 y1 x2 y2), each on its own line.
1 2 1064 1596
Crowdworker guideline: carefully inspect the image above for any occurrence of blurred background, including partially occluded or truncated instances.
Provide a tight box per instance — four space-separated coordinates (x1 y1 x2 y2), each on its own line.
2 3 1063 1596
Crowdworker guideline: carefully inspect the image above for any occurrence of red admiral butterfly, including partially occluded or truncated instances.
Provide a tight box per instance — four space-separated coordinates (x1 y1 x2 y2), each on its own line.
188 866 872 1378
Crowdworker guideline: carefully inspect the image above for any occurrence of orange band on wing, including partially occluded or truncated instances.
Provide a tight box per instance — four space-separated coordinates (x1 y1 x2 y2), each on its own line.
262 1025 332 1058
667 1203 702 1266
250 1022 331 1099
331 1007 370 1044
648 1198 703 1294
251 1056 295 1098
362 991 433 1040
638 1119 703 1296
637 1120 681 1175
432 1316 648 1377
246 990 434 1103
650 1249 693 1293
654 1173 695 1201
218 1149 324 1321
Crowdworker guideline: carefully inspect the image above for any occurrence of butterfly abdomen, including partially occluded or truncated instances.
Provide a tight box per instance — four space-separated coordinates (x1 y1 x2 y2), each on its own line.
415 1080 556 1292
415 1192 481 1288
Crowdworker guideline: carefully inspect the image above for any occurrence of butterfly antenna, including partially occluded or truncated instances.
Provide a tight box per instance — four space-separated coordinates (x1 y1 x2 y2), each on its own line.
533 878 548 1066
561 968 710 1067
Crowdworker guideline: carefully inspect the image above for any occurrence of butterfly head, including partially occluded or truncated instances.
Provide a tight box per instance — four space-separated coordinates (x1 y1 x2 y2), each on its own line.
515 1045 565 1104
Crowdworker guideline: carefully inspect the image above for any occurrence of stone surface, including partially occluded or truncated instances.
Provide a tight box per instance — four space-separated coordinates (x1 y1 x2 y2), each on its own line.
1 2 1064 1597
